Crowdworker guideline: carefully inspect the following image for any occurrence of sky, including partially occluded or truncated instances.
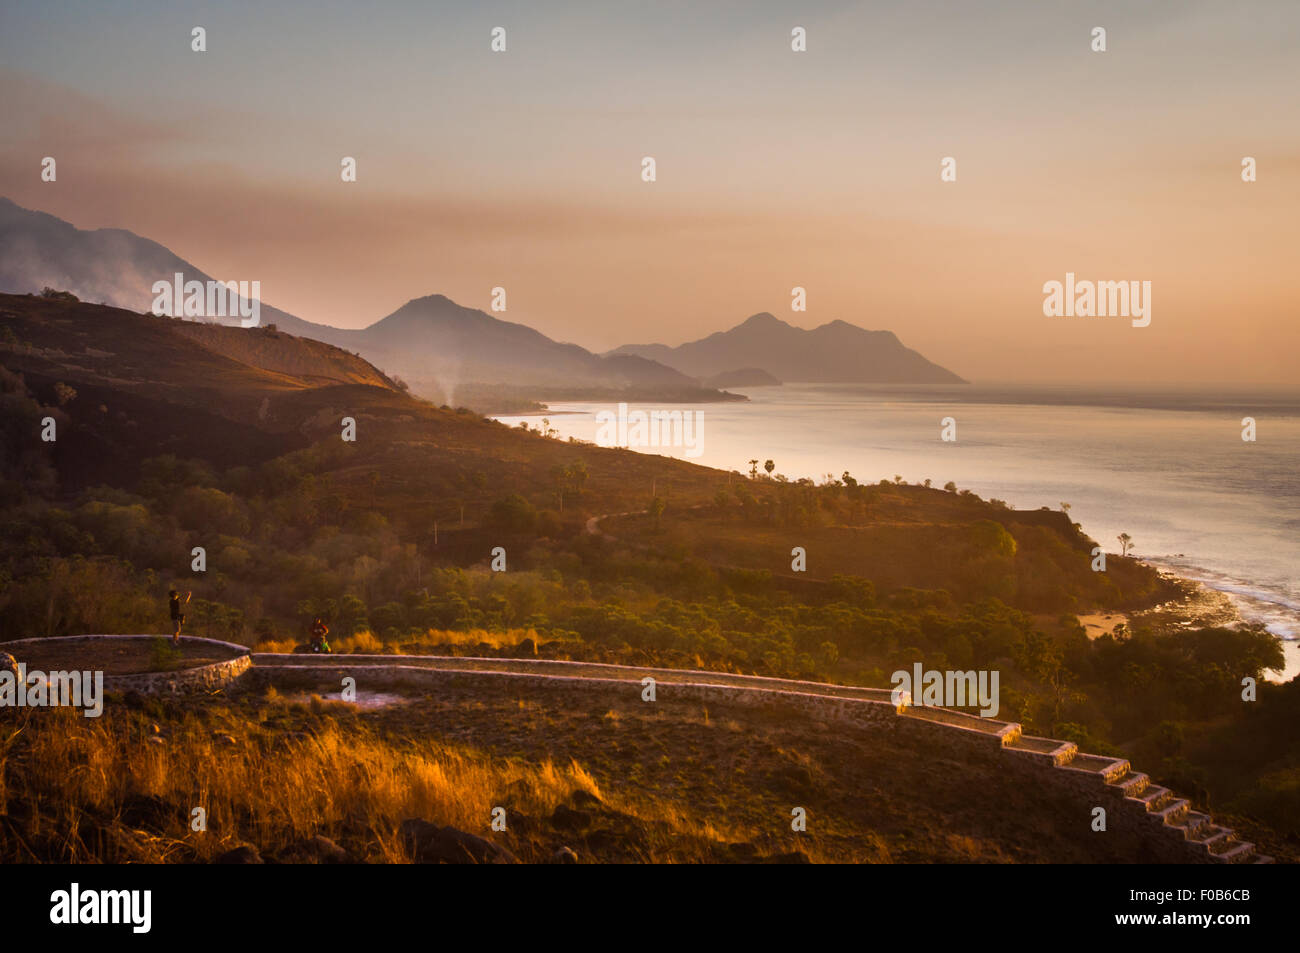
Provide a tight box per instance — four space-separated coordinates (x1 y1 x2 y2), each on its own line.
1 0 1298 386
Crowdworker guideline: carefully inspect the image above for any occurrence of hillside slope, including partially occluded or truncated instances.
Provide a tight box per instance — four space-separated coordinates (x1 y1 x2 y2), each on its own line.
0 292 728 503
168 320 396 389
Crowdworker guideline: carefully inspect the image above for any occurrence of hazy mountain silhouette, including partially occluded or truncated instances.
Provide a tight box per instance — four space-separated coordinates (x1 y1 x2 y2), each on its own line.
342 294 702 391
0 198 699 394
610 312 966 384
0 197 322 337
0 198 960 392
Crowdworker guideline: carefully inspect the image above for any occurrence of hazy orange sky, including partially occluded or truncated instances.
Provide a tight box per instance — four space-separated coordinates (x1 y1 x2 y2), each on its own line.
2 0 1298 385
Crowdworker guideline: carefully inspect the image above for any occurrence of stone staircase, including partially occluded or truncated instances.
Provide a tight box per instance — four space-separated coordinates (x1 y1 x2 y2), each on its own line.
1003 734 1272 864
251 650 1279 864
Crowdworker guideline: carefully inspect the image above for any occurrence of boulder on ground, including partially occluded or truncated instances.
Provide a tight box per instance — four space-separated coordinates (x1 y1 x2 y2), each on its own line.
215 844 263 864
399 819 518 864
279 835 350 864
551 804 592 831
759 850 811 864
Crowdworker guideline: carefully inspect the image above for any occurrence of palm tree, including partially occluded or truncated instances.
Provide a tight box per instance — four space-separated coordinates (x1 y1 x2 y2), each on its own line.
764 459 775 477
749 459 759 479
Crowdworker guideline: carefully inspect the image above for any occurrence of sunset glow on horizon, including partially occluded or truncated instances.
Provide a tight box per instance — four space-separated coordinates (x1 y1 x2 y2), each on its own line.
3 0 1297 385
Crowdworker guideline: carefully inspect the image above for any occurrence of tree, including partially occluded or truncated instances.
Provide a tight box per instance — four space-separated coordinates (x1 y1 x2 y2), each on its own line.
1118 532 1133 556
549 464 569 511
1060 502 1071 514
568 461 588 495
764 459 775 477
944 481 957 492
713 487 731 515
648 496 666 531
337 594 369 637
748 459 759 479
489 493 537 533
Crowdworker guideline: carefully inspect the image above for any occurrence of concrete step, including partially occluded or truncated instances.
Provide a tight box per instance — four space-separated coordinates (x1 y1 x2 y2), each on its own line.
1133 784 1173 812
1210 841 1256 864
1167 810 1212 839
1061 754 1131 784
1151 797 1191 826
1004 736 1078 766
1194 827 1234 851
1108 770 1150 798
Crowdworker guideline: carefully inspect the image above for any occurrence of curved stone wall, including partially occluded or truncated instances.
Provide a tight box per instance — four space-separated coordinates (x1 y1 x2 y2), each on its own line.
0 634 253 695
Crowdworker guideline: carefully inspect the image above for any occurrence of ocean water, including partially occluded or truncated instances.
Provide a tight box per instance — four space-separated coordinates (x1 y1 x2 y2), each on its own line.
495 384 1300 682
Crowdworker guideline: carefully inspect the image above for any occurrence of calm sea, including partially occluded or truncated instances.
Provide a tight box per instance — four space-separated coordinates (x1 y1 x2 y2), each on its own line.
495 384 1300 682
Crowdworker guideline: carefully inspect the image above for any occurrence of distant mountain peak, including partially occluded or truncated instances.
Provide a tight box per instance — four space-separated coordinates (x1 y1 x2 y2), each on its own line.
401 293 456 308
609 311 964 385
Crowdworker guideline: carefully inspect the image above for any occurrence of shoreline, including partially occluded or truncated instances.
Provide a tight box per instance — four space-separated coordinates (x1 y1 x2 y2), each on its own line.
1094 568 1296 683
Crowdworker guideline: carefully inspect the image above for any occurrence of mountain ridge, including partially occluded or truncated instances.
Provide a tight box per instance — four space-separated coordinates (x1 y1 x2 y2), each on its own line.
0 198 963 396
609 311 965 385
0 199 710 401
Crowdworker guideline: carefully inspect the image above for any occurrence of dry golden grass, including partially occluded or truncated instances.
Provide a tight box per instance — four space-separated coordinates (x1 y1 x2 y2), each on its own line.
255 627 546 656
2 692 823 864
0 701 601 863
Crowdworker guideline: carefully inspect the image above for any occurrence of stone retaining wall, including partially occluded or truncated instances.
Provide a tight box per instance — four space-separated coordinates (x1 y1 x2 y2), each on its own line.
2 638 1267 863
255 657 1268 864
0 634 253 695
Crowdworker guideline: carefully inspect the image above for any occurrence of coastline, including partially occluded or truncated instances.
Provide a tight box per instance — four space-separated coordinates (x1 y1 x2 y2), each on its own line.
1103 568 1296 683
1077 572 1235 638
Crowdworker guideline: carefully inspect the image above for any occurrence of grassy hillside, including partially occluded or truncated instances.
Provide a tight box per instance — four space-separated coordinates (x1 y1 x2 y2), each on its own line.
0 291 1292 859
168 320 397 389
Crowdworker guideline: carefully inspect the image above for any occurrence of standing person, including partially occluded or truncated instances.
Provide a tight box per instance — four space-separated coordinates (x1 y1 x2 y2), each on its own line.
170 589 191 644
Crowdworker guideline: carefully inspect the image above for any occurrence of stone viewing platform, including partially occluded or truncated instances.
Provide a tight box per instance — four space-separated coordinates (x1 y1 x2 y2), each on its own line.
0 634 252 695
